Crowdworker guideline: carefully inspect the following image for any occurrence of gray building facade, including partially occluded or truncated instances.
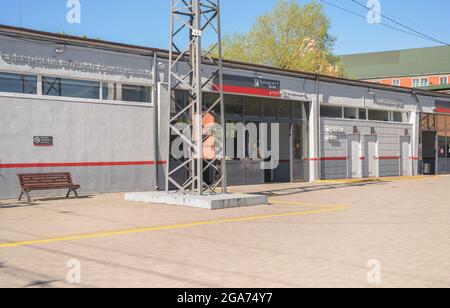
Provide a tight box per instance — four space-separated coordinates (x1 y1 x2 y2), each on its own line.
1 25 449 199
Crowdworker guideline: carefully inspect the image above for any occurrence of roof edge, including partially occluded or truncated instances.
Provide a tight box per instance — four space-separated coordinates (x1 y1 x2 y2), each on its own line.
340 44 449 58
1 24 450 100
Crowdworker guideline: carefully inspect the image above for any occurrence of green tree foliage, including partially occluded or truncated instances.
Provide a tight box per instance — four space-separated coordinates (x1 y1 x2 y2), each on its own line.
221 0 343 77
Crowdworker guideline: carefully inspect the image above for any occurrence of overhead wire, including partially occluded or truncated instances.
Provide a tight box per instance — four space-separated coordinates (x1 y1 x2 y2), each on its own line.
350 0 450 46
319 0 450 46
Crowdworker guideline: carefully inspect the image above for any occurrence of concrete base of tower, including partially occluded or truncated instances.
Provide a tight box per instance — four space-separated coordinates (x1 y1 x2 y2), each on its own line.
124 191 268 210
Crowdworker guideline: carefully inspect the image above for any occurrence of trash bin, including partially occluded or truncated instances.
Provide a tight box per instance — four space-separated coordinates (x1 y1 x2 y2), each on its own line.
424 163 431 174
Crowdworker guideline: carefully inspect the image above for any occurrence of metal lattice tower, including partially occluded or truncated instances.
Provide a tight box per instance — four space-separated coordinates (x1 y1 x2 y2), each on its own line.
166 0 227 195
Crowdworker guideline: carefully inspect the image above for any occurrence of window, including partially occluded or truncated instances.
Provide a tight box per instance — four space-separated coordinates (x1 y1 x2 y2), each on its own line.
438 136 447 158
344 107 358 119
245 121 260 160
0 72 37 94
121 84 151 103
262 99 277 118
412 78 428 87
437 115 447 159
203 92 220 114
392 80 400 87
43 77 100 99
292 102 304 120
293 123 308 160
226 122 240 160
359 109 367 120
278 101 291 118
440 77 448 85
320 105 342 118
368 109 389 122
244 97 261 117
173 90 189 120
392 111 405 123
225 95 243 116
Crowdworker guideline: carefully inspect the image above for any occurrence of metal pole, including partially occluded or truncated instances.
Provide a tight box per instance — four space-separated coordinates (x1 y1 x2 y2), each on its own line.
217 0 228 193
316 74 321 181
346 137 349 179
153 52 159 190
290 122 294 183
435 133 439 175
165 0 175 193
194 0 203 195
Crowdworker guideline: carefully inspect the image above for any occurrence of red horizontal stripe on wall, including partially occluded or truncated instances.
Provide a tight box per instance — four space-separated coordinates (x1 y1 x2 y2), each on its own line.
379 156 400 160
436 108 450 114
0 161 167 169
213 84 281 98
320 157 347 161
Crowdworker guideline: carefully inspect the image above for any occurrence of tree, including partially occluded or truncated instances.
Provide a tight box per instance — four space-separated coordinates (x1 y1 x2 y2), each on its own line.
221 0 343 77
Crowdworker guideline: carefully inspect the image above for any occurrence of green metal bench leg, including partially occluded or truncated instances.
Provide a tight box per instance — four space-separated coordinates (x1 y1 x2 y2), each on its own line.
18 190 24 201
73 189 79 198
26 191 31 203
66 189 71 198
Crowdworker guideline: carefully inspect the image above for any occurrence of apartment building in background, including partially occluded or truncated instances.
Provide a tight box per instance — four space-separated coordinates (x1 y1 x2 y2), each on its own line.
341 46 450 94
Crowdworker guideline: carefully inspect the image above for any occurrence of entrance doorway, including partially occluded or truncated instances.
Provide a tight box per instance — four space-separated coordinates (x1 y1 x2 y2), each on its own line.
421 130 436 175
364 135 379 178
272 123 291 182
292 122 309 182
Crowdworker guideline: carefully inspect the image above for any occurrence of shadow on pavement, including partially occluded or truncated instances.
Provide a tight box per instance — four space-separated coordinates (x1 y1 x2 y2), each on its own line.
24 280 62 288
34 195 94 202
0 202 38 209
0 195 94 208
248 180 389 198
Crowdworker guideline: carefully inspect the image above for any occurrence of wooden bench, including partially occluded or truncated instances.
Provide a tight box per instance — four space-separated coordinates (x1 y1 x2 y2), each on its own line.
17 173 80 202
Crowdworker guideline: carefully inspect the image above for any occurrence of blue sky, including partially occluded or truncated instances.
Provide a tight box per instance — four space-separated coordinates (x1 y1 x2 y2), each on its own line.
0 0 449 55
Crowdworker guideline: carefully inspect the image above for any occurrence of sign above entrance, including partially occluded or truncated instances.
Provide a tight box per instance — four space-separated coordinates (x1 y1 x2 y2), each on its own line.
281 90 308 101
372 96 405 109
213 74 281 97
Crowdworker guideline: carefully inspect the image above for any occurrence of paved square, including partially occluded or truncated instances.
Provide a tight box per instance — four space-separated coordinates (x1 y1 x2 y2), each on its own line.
0 176 449 288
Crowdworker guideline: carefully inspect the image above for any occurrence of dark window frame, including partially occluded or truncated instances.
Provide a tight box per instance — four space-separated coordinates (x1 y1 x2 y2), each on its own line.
121 83 152 103
320 105 343 119
0 72 37 95
42 76 100 100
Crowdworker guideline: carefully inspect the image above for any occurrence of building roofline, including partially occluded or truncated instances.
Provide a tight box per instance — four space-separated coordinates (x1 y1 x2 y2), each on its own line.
341 44 450 57
1 24 450 100
420 84 450 91
363 72 450 80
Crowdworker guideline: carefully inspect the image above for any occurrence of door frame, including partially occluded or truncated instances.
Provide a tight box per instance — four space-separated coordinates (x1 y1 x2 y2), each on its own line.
420 129 437 175
291 121 309 182
347 133 362 179
364 134 379 178
399 135 412 176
